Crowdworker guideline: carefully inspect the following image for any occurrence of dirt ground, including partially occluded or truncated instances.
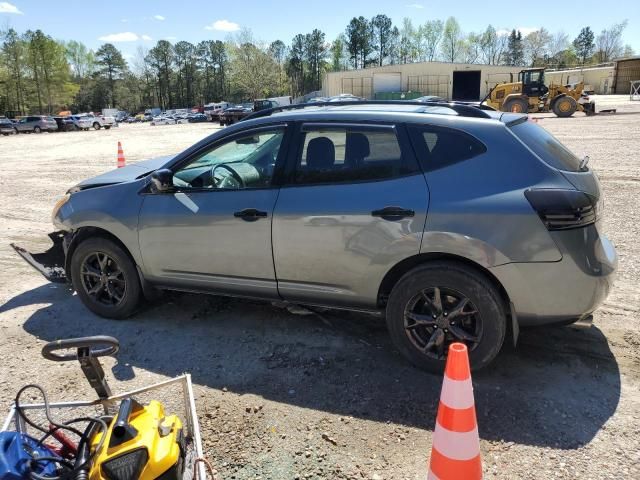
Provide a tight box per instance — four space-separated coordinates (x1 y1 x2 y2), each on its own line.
0 97 639 479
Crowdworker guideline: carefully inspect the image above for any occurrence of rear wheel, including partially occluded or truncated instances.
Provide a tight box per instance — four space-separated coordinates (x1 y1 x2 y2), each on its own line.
34 126 41 133
503 98 528 113
93 122 101 130
70 237 142 319
552 96 577 117
386 262 506 372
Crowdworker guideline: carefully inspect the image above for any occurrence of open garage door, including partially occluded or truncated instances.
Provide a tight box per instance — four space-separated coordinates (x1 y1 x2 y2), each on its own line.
373 73 401 94
452 71 481 101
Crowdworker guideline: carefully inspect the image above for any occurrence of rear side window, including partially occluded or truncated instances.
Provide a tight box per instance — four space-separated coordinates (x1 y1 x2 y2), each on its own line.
294 125 418 185
510 121 583 172
408 124 487 171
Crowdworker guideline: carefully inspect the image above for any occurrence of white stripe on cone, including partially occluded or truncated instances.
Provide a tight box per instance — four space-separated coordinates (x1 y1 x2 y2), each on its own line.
432 423 481 461
439 376 475 410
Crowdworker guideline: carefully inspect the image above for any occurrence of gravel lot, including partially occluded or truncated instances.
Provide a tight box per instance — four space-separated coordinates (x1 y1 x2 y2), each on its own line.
1 98 639 479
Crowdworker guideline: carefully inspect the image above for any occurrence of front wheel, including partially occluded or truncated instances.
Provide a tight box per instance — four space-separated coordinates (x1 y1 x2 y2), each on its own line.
93 122 101 130
104 125 111 130
386 262 506 373
34 126 41 133
70 237 142 319
552 96 577 117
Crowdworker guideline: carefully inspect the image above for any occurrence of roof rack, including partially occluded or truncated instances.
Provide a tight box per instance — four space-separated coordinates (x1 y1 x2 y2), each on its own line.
243 100 495 122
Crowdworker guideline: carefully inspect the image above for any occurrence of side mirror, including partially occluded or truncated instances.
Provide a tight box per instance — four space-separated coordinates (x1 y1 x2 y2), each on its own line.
150 169 174 193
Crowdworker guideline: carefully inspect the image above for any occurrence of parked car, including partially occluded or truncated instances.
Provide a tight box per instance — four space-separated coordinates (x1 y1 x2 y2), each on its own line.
12 101 617 372
188 113 208 123
70 115 94 131
219 105 253 126
14 115 58 133
84 113 116 130
150 116 176 126
53 116 75 132
175 114 190 124
0 117 17 135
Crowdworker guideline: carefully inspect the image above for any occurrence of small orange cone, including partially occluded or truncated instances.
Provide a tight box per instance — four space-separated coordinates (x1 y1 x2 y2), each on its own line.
117 141 126 168
428 343 482 480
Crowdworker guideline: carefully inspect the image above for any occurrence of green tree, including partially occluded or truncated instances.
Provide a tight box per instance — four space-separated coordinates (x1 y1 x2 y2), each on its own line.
65 40 94 79
371 14 392 66
304 29 327 91
441 17 463 62
1 28 27 114
506 29 524 66
595 21 627 62
420 20 444 62
346 16 372 68
147 40 174 108
573 27 595 65
95 43 127 107
525 28 552 66
330 34 348 71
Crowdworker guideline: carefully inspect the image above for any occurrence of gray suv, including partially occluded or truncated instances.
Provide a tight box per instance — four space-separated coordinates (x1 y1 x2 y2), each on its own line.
12 101 617 371
15 115 58 133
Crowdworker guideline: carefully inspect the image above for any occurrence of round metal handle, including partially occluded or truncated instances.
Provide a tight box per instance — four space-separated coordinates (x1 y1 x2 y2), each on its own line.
42 336 120 362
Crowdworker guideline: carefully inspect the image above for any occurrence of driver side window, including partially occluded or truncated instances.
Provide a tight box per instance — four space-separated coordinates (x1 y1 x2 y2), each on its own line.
173 128 285 190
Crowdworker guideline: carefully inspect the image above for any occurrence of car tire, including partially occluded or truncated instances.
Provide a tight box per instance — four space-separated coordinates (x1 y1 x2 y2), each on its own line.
13 128 18 134
93 122 101 130
70 237 142 319
104 125 111 130
386 261 506 373
34 126 41 133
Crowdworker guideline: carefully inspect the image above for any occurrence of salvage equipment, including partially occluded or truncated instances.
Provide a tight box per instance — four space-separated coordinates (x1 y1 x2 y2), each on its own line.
1 336 208 480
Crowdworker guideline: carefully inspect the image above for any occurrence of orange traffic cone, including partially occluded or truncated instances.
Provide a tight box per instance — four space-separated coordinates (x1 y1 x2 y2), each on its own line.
117 141 126 168
428 343 482 480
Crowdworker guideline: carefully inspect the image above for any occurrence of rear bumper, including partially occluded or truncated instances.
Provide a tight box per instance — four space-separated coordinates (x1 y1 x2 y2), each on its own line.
490 225 617 326
10 231 69 283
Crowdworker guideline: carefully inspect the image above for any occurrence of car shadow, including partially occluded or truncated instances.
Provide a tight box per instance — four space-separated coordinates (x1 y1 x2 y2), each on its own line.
3 283 621 450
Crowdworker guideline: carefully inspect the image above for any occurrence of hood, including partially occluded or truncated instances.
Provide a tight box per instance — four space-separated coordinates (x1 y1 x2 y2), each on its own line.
73 156 172 191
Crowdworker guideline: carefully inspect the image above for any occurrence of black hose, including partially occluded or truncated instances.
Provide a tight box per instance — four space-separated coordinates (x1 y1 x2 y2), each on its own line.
14 384 109 480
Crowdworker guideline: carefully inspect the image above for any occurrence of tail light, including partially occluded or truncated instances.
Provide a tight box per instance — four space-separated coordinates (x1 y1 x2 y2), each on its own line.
525 189 599 230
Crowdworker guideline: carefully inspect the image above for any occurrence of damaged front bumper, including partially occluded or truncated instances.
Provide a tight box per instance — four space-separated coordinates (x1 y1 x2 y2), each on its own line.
10 231 69 283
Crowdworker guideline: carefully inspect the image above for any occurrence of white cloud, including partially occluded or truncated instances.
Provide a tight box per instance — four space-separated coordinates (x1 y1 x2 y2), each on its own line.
407 3 423 8
204 19 240 32
142 34 152 41
0 2 23 14
98 32 139 42
154 14 165 21
497 27 539 37
121 18 128 23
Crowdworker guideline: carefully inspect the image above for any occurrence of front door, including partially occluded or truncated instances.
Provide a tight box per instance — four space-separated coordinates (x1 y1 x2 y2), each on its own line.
138 125 288 298
273 122 429 309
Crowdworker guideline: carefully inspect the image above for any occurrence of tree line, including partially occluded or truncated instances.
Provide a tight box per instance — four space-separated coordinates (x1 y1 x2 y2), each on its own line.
0 16 633 115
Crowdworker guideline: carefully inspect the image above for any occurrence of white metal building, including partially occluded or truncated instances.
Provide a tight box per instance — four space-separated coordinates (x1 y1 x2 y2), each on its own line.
322 61 523 101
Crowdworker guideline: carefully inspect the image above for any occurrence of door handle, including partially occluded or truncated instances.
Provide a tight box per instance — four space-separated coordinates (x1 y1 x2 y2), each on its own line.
371 206 415 221
234 208 268 221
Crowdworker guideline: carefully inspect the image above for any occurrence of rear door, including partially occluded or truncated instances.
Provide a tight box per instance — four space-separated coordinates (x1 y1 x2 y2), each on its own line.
272 122 429 309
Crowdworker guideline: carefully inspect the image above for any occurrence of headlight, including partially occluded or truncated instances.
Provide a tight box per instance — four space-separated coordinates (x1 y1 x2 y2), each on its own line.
51 194 70 225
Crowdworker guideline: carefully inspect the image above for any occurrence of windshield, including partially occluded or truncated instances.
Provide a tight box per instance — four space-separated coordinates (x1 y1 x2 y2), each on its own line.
510 121 584 172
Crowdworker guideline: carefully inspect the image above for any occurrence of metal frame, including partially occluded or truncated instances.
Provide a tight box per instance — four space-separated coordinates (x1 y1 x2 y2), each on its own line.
244 100 494 122
2 374 207 480
631 80 640 101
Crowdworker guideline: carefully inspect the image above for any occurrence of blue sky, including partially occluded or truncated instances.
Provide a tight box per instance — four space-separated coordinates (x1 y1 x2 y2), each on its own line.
1 0 638 62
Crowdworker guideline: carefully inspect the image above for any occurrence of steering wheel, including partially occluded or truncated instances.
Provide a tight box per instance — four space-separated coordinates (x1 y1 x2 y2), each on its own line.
212 163 245 189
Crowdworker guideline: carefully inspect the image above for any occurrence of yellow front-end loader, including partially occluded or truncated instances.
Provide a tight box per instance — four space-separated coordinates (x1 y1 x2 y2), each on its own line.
483 68 595 117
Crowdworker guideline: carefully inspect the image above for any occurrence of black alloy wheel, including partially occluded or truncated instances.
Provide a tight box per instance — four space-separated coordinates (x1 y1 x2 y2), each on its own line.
70 237 142 319
80 252 126 306
403 286 482 360
386 262 506 372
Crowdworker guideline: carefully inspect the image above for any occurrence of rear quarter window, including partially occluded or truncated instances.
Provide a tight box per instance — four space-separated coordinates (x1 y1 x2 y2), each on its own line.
407 124 487 172
510 121 584 172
